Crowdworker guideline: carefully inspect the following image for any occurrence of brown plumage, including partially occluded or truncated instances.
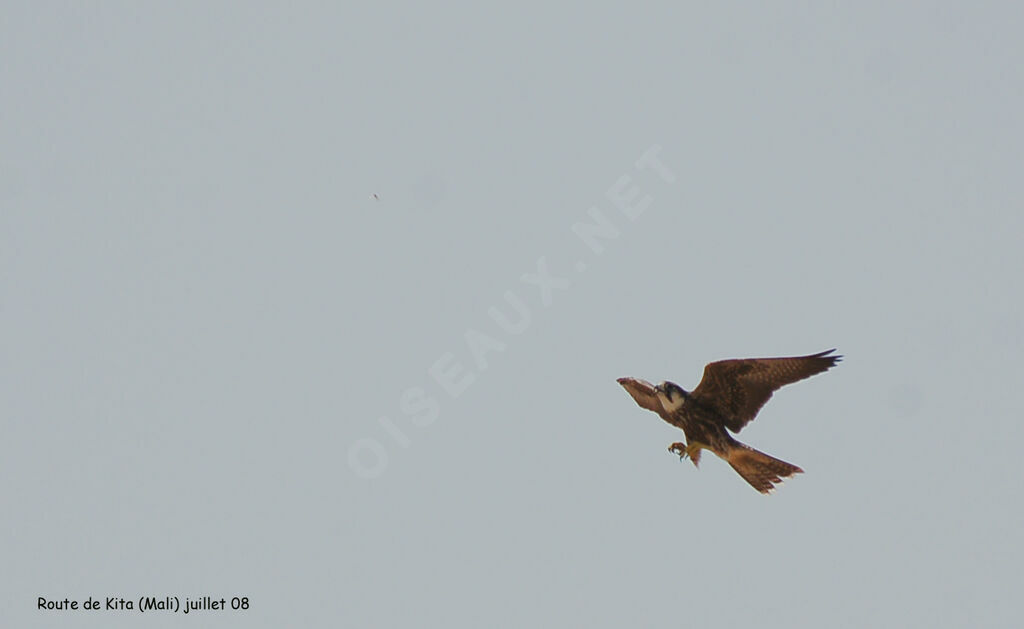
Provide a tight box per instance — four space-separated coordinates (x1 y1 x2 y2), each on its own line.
617 349 841 494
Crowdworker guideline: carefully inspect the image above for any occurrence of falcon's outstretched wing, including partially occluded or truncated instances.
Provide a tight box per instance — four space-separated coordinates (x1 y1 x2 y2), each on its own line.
690 349 841 433
616 377 662 415
617 377 687 429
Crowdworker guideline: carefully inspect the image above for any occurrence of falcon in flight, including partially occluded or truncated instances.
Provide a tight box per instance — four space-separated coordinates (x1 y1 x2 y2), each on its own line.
618 349 841 494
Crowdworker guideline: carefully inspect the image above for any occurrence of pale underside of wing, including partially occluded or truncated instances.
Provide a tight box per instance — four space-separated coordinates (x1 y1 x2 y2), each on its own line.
690 349 841 433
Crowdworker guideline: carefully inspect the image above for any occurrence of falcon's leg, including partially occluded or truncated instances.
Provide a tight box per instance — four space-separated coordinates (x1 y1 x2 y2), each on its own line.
668 442 703 467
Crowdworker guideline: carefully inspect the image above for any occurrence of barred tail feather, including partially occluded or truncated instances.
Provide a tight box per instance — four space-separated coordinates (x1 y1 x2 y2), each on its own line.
727 444 803 494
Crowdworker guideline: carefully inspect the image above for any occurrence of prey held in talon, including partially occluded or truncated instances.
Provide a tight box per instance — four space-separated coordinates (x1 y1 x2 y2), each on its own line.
618 349 841 494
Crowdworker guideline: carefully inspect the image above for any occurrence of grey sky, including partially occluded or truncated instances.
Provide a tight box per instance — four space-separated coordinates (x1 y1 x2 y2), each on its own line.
3 3 1022 627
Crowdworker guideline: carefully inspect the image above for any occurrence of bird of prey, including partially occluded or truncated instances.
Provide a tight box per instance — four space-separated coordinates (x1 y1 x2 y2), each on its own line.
618 349 841 494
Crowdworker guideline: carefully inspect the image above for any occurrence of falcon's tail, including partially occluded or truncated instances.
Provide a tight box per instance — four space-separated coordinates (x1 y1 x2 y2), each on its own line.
726 444 803 494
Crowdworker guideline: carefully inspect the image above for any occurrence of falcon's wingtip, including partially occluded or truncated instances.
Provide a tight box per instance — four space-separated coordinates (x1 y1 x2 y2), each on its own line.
813 348 843 363
617 376 647 387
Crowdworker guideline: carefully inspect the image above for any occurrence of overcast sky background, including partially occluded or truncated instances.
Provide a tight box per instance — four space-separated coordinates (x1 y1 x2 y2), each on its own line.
3 3 1023 628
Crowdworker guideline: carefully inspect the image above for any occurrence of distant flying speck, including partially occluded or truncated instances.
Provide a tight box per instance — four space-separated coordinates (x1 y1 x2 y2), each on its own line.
371 193 380 201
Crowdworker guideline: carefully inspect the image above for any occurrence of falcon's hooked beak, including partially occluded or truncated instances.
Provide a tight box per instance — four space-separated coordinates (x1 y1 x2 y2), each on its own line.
654 383 670 403
655 381 689 411
655 382 676 394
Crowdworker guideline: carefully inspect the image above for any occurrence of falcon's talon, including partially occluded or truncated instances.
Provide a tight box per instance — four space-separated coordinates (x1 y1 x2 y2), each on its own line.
685 442 705 467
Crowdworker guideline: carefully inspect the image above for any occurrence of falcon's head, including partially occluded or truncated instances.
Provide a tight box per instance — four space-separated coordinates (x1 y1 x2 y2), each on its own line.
655 381 688 411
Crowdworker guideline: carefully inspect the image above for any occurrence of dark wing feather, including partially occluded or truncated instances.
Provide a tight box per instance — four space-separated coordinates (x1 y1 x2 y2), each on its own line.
690 349 841 433
616 377 684 429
